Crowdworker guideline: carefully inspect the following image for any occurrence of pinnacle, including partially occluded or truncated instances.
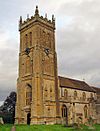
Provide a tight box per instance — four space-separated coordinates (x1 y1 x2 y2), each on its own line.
35 5 39 16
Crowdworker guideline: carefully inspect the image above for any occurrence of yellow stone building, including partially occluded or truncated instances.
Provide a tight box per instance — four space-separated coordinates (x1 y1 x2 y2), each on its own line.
15 6 98 125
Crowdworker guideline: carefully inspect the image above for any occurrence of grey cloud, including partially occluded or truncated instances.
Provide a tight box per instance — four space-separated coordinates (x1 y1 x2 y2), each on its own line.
0 90 11 101
56 0 100 87
0 37 18 96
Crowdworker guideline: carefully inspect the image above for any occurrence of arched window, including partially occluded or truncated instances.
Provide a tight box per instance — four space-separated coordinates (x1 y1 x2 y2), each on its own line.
62 105 67 117
84 105 88 118
74 91 77 100
26 84 32 105
83 92 86 101
64 89 68 99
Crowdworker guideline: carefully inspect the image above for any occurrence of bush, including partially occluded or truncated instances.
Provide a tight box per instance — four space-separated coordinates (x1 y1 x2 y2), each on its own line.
0 113 14 124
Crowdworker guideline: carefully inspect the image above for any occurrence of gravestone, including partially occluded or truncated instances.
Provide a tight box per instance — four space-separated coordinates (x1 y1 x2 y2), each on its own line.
0 117 4 125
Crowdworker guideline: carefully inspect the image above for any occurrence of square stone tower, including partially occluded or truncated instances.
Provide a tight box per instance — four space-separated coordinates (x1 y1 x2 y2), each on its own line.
15 6 60 125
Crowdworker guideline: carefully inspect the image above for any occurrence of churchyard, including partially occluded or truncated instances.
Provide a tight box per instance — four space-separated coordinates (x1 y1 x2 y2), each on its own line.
0 124 100 131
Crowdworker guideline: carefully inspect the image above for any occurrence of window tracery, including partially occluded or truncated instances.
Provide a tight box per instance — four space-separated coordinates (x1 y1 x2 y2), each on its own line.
26 84 32 105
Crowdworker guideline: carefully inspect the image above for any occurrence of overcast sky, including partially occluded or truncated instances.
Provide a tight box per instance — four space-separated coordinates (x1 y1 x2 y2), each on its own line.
0 0 100 102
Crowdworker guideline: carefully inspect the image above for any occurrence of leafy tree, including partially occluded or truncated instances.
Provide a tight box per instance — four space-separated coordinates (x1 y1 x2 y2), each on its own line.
0 91 16 123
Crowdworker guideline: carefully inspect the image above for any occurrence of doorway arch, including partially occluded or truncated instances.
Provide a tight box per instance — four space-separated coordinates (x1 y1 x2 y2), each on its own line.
27 113 31 125
61 104 68 125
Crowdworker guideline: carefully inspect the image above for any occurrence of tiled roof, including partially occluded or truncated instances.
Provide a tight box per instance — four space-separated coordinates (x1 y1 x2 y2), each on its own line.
92 86 100 94
59 76 95 92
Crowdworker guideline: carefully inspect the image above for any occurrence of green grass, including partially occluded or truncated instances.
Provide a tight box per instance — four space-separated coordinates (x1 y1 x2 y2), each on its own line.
0 124 100 131
16 125 73 131
0 124 12 131
94 124 100 130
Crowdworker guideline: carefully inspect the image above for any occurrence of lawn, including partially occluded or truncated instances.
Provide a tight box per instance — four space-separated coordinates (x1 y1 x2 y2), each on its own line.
16 125 73 131
0 124 100 131
0 124 12 131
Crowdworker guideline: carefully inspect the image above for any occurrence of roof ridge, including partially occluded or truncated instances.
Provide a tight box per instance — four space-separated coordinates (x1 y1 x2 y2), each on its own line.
59 76 95 92
59 76 84 83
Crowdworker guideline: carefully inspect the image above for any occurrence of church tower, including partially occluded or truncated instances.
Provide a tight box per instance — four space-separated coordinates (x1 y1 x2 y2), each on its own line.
15 6 59 124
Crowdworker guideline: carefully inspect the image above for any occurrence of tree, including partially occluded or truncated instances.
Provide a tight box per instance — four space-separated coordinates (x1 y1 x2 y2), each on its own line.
0 91 16 124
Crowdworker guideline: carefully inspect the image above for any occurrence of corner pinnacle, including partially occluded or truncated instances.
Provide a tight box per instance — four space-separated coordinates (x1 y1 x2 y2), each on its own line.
19 16 22 24
35 5 39 16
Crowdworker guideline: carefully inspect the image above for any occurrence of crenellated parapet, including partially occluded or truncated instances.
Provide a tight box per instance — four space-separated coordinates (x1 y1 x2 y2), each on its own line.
19 6 55 31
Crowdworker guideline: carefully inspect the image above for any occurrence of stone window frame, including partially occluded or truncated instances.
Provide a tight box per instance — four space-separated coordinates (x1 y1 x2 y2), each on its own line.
61 104 67 118
26 84 32 105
